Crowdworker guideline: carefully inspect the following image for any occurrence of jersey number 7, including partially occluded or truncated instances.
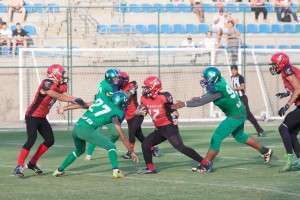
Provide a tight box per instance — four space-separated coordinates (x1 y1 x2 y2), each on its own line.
149 109 160 120
89 98 111 117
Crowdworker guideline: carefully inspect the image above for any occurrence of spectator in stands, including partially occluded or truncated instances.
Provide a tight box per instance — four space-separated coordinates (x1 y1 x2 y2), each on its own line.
250 0 268 23
190 0 205 23
223 20 240 65
0 22 12 50
203 31 219 64
281 0 299 22
180 35 196 48
8 0 26 23
12 23 28 55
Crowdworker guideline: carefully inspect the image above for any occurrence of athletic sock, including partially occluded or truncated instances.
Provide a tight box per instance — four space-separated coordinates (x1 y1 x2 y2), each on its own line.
146 163 156 171
59 151 78 171
108 149 118 169
29 144 48 165
87 143 96 156
17 148 30 166
201 159 210 166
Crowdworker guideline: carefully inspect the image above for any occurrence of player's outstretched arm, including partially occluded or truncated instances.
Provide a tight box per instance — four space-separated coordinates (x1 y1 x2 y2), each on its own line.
58 102 92 114
43 89 87 107
112 117 139 162
172 92 222 109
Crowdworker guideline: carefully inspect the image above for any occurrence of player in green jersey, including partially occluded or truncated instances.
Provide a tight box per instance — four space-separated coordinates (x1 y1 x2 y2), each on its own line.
53 91 138 178
85 68 121 160
172 66 273 173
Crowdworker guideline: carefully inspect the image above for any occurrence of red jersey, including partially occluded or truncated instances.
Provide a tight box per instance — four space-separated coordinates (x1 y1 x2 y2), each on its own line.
25 79 68 118
141 92 176 127
122 81 138 120
281 65 300 106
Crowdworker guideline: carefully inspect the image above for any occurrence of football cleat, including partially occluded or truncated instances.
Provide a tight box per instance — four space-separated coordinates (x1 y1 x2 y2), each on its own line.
263 149 273 164
193 161 213 174
53 168 65 177
152 146 161 157
121 151 132 160
112 169 124 179
292 158 300 170
137 168 157 174
280 154 294 172
13 165 24 177
27 162 43 175
85 155 92 161
257 131 266 137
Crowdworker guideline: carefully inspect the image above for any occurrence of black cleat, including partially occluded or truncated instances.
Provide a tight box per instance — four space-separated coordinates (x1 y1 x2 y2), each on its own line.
122 151 132 160
13 165 24 177
27 162 43 175
192 161 213 174
152 146 161 157
258 131 266 137
137 168 157 174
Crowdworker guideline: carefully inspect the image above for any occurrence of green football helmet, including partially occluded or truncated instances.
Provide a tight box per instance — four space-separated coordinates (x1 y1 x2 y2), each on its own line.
105 68 120 85
112 91 129 109
202 66 221 85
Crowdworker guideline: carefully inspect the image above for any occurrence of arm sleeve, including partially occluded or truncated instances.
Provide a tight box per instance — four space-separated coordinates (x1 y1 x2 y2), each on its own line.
186 92 222 107
284 66 294 76
162 92 177 112
239 75 245 84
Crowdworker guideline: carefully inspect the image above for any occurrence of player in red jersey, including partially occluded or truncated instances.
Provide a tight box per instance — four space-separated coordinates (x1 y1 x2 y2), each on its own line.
270 52 300 171
14 64 87 177
137 76 204 174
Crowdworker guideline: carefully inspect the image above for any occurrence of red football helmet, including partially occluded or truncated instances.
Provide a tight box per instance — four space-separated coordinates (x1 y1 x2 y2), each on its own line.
47 64 68 84
269 52 290 75
142 76 162 98
119 71 129 88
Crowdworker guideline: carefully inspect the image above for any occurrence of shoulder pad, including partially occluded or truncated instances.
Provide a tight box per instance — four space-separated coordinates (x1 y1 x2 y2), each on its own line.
42 79 54 91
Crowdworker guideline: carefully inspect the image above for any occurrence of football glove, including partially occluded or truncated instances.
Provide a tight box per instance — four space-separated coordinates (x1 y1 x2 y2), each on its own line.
278 104 290 117
72 98 87 107
276 91 290 99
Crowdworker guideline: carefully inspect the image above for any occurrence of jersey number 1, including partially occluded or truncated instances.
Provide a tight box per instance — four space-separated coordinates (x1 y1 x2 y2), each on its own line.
89 98 111 117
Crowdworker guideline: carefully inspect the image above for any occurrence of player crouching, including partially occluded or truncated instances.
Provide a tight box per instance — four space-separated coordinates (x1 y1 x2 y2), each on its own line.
14 64 86 177
137 76 204 174
172 67 273 173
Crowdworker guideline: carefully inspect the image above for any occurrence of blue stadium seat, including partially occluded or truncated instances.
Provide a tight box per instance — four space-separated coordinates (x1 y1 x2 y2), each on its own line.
278 45 290 49
173 24 186 34
97 25 108 33
24 4 35 13
236 24 245 33
153 3 163 12
0 3 8 13
296 24 300 33
148 24 158 34
123 25 134 33
198 24 209 33
129 4 143 12
48 3 60 13
160 24 173 34
254 45 265 49
291 45 300 49
247 24 258 33
283 24 295 33
142 4 155 13
167 46 176 48
224 3 238 13
24 25 37 36
266 45 276 49
202 3 217 13
118 3 127 13
164 4 177 12
238 3 251 12
259 24 270 33
264 3 274 12
271 24 282 33
33 3 45 13
110 25 121 34
177 3 192 12
135 24 147 34
186 24 199 34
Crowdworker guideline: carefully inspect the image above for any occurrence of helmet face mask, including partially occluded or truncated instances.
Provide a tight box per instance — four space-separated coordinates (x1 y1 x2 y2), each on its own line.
142 86 151 97
201 66 221 89
47 64 67 85
269 63 281 75
269 52 290 76
105 68 120 85
142 76 162 98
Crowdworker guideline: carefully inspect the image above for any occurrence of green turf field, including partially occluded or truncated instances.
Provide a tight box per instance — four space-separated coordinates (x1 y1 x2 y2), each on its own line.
0 126 299 200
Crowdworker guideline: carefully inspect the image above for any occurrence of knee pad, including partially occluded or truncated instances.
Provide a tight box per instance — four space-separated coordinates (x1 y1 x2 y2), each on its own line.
234 133 249 144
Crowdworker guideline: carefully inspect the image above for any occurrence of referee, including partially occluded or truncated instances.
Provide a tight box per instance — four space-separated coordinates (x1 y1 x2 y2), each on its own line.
230 65 265 137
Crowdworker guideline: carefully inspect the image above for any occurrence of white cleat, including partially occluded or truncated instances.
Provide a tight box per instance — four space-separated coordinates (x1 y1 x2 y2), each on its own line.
85 155 92 161
263 149 273 164
53 169 65 177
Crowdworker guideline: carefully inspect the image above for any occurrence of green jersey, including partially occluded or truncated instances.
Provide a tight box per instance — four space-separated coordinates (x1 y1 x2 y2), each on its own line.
213 77 246 117
78 96 124 129
96 79 114 101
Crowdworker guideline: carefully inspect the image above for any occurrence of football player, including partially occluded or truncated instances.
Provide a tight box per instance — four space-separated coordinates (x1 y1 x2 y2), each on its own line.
119 71 160 159
53 91 138 178
270 52 300 171
14 64 86 177
172 67 273 173
137 76 204 174
85 68 120 160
